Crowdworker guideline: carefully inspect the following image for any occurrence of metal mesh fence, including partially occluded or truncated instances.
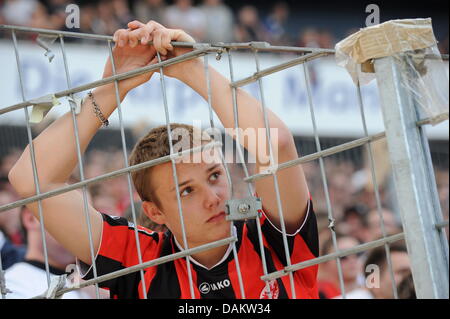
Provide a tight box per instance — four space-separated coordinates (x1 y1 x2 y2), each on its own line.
0 24 448 299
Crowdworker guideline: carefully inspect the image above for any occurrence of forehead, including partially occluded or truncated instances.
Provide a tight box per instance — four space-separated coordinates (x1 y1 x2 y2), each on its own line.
150 150 224 188
391 251 410 270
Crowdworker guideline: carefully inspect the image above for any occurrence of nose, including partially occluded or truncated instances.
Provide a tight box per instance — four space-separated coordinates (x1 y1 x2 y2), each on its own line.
203 186 221 210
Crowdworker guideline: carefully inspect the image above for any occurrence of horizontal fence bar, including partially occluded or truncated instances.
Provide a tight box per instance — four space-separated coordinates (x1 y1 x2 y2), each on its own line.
425 53 449 61
0 141 220 213
435 220 449 229
416 112 449 126
0 25 334 54
261 232 405 282
210 41 335 54
0 25 204 48
2 25 449 61
0 24 115 41
245 131 386 183
231 51 330 87
32 236 237 299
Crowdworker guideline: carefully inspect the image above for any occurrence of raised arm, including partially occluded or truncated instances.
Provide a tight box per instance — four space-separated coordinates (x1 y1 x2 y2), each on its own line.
8 40 157 264
123 21 310 233
181 64 310 233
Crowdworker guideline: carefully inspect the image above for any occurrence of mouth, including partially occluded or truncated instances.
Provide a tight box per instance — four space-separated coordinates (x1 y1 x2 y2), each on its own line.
207 211 226 223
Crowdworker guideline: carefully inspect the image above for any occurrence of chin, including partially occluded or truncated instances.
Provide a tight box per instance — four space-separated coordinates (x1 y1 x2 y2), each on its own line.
207 223 231 240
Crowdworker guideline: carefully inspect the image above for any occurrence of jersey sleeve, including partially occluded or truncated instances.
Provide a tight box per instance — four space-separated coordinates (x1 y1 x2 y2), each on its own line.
259 198 319 267
77 213 163 299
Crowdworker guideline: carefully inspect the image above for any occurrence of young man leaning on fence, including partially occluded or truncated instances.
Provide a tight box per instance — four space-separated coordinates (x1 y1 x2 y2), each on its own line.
8 20 319 299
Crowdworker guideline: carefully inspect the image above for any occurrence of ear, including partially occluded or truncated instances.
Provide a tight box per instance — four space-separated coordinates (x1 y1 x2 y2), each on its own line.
142 201 166 225
21 208 40 231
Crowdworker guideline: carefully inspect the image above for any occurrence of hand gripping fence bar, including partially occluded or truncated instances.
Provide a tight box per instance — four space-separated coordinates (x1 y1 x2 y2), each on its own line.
0 24 448 299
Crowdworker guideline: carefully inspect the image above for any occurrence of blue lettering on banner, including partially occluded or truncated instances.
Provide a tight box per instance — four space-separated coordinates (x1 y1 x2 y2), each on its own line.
20 58 49 98
326 82 354 113
284 74 308 108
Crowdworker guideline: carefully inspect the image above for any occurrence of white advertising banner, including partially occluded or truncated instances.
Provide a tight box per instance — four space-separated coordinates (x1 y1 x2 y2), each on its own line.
0 40 448 139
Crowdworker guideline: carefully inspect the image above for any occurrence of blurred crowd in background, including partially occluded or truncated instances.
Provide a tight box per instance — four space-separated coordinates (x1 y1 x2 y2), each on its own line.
0 0 449 53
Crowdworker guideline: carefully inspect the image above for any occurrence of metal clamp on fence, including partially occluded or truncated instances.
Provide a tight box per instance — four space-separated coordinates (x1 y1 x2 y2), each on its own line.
249 41 271 50
0 270 12 297
36 35 58 63
225 196 262 221
32 274 68 299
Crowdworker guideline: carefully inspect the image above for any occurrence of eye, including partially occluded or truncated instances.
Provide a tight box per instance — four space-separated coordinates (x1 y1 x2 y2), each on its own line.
209 171 221 182
180 186 193 197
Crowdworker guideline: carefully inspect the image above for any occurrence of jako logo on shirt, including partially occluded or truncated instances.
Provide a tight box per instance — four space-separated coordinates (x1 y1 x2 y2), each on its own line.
199 279 231 294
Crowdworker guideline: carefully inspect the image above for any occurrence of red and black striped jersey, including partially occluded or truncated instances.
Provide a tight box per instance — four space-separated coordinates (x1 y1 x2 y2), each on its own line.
80 200 319 299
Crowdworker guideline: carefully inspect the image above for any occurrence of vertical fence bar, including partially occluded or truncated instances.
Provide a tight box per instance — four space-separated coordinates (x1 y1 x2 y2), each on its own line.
0 249 7 299
11 30 51 287
59 35 101 298
227 49 273 298
203 54 246 298
373 55 449 298
417 125 449 266
156 52 195 299
253 49 297 298
355 81 399 299
302 62 347 298
107 40 148 299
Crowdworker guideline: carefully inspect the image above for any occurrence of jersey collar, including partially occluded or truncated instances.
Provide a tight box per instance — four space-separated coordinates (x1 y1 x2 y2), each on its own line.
172 226 237 271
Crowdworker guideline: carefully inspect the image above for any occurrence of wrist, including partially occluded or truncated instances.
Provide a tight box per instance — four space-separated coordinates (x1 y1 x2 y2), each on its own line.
176 58 203 83
95 82 128 101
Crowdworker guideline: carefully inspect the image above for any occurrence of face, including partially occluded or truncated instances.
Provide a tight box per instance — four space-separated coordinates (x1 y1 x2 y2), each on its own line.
324 237 362 282
379 251 411 299
23 209 75 268
338 237 363 282
143 149 231 248
0 192 21 235
176 0 191 10
240 6 258 25
368 210 400 240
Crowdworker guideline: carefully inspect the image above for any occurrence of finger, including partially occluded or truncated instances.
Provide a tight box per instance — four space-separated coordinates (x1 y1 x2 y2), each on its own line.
161 30 173 52
149 56 159 66
117 29 130 47
153 30 166 56
128 29 145 48
113 29 126 44
140 46 157 65
127 20 145 30
172 29 195 43
140 26 155 45
146 20 164 31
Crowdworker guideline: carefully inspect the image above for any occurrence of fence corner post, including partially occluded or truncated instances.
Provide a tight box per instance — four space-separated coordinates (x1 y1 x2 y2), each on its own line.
373 55 449 299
